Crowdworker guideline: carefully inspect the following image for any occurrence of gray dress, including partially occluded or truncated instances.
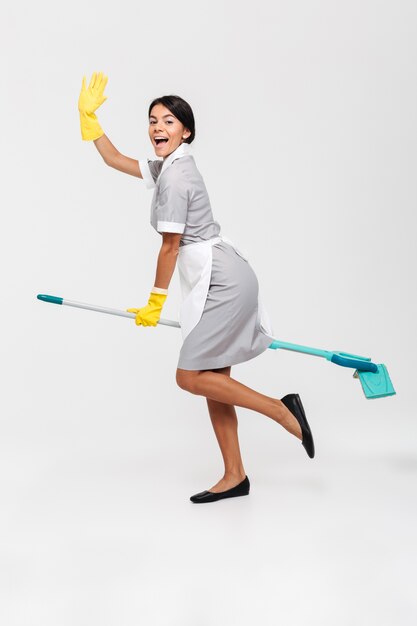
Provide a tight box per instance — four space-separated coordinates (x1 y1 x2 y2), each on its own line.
143 153 274 371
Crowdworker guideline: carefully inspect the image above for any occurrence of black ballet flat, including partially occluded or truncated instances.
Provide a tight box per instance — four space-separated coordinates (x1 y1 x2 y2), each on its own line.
190 476 250 503
280 393 315 458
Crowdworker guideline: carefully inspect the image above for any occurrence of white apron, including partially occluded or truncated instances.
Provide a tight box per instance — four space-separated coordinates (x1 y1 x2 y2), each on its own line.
177 235 274 342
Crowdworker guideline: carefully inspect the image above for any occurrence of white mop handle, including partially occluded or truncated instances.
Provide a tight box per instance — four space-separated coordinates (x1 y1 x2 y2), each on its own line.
37 294 181 328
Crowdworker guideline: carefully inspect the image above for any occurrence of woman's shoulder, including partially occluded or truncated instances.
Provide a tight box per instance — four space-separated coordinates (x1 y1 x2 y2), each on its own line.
170 154 196 174
160 155 198 186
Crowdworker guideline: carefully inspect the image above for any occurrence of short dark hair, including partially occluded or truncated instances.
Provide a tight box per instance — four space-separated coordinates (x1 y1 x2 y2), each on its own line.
148 95 195 144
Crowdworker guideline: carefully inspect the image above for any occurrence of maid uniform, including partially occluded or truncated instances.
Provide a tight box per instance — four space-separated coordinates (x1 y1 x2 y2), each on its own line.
139 142 275 371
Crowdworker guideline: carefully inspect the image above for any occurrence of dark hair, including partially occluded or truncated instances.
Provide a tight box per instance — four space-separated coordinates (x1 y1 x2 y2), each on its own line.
148 95 195 144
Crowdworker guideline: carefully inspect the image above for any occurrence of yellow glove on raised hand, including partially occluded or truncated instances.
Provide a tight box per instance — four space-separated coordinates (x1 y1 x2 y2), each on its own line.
127 291 168 327
78 71 108 141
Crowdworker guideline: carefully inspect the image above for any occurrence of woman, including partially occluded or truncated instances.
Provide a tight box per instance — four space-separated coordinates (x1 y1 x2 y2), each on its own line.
78 71 315 504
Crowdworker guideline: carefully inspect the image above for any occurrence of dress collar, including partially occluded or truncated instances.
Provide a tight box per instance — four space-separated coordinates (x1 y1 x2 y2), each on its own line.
159 141 193 178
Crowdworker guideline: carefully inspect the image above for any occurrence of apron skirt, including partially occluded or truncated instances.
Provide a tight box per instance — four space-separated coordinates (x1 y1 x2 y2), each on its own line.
177 241 275 370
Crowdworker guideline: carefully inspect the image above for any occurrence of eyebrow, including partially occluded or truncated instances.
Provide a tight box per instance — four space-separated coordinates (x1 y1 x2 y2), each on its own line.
149 114 175 120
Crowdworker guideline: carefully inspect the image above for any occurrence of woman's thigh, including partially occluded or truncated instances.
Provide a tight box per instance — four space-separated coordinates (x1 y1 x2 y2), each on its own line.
176 365 231 392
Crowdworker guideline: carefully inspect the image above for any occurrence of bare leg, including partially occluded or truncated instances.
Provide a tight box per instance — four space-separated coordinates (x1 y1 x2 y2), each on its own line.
204 366 247 493
176 367 302 440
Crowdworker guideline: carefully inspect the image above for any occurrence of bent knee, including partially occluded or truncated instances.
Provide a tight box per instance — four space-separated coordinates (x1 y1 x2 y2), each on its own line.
176 368 200 392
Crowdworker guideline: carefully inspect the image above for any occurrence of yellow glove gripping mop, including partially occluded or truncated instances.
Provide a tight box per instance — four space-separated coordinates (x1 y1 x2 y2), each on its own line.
127 290 168 327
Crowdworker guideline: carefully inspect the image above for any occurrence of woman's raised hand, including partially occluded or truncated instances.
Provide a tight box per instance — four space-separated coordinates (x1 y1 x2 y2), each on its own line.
78 71 108 141
78 71 108 114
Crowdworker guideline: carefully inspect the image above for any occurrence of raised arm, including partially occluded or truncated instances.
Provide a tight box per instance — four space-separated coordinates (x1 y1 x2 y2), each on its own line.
78 72 144 179
93 134 144 179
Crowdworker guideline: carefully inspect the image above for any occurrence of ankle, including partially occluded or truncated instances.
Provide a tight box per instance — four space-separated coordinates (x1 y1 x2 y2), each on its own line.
224 468 246 480
274 399 288 423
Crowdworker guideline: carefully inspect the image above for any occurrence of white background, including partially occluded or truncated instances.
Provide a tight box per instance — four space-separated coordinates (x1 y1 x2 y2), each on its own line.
1 1 416 624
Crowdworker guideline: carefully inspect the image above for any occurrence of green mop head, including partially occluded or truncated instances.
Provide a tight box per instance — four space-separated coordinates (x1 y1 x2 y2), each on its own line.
353 364 396 399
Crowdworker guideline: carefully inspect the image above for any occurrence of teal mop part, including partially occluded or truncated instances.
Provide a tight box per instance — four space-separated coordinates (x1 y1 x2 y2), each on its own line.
37 294 396 400
268 339 396 400
353 366 396 400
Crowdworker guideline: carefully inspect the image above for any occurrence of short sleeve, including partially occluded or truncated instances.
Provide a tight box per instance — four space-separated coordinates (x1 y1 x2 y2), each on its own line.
138 158 163 189
156 170 189 234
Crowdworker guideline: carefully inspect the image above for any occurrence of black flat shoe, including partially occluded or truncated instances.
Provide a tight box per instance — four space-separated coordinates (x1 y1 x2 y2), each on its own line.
190 476 250 503
280 393 315 458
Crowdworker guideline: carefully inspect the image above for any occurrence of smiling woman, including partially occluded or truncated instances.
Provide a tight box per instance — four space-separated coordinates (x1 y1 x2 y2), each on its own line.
77 72 314 504
147 95 195 158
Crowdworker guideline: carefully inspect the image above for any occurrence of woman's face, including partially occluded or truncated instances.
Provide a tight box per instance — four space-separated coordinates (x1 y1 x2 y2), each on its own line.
148 104 191 158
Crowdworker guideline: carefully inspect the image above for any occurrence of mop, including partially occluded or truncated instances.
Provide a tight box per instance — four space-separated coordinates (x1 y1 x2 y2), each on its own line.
37 294 396 400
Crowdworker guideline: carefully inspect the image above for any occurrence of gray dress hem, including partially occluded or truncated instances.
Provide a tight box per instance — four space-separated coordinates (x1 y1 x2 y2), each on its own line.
177 330 274 371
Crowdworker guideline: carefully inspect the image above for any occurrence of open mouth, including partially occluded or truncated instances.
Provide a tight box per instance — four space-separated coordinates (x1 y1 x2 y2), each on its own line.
154 138 169 146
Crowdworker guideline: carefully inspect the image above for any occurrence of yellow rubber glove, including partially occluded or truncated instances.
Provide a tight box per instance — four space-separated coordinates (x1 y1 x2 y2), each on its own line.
78 71 108 141
127 292 168 327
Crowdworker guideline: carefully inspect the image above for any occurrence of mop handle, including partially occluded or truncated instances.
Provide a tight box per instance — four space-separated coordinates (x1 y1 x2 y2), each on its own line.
37 294 378 372
36 294 181 328
269 339 378 373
